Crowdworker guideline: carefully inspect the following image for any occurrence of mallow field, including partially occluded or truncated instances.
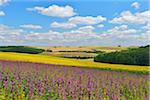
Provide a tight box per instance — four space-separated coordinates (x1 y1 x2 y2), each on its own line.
0 0 149 99
0 60 149 100
0 46 149 100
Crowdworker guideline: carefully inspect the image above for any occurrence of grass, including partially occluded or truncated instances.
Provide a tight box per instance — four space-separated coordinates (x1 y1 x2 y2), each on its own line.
0 52 149 73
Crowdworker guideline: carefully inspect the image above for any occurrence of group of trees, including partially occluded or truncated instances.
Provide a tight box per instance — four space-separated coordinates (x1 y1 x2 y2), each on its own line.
63 56 93 59
0 46 45 54
58 50 103 53
94 45 149 66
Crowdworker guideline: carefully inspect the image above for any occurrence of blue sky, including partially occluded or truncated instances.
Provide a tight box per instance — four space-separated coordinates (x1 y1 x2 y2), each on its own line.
0 0 149 46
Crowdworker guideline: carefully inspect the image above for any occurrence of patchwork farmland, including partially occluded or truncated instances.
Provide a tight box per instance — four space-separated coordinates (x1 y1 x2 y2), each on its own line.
0 0 149 99
0 45 149 100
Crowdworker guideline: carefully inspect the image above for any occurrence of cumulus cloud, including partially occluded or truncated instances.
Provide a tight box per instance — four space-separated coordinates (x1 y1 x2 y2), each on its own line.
131 2 140 9
0 0 10 6
25 24 149 46
0 11 5 16
26 31 63 42
77 25 95 32
100 25 149 45
0 24 24 35
26 25 100 44
143 23 150 30
68 16 106 25
1 24 149 46
138 32 150 41
27 5 76 17
50 16 106 28
0 24 25 44
110 10 150 24
0 35 4 39
0 0 10 17
100 25 137 38
97 24 104 28
20 24 42 29
50 22 76 29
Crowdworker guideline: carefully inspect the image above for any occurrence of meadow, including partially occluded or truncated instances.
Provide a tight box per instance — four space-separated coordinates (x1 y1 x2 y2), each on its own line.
0 60 149 100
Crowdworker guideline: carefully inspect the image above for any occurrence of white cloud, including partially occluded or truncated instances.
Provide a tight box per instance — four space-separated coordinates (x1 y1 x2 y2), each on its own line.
68 16 106 25
0 24 24 35
138 32 150 41
143 23 150 30
26 31 64 42
26 25 100 44
0 24 25 44
99 25 149 45
77 25 95 33
110 10 150 24
0 11 5 16
0 0 10 17
97 24 104 28
20 24 42 29
101 25 137 37
50 22 76 29
131 2 140 9
50 15 106 28
27 5 76 17
0 35 4 39
0 24 149 46
25 24 149 46
0 0 10 6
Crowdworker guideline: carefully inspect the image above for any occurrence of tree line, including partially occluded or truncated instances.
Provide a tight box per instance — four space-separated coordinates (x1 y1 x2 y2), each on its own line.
94 45 149 66
0 46 45 54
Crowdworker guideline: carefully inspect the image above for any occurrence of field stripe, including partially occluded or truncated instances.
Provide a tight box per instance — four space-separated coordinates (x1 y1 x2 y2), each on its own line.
0 52 149 73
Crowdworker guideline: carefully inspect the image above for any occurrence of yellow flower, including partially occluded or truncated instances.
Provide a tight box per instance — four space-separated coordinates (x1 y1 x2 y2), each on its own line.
1 95 5 100
0 52 149 73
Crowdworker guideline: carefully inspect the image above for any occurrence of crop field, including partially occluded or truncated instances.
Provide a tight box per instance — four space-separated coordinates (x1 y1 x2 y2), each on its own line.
0 52 149 73
1 0 149 100
33 46 131 52
34 46 137 60
0 60 149 100
42 52 96 58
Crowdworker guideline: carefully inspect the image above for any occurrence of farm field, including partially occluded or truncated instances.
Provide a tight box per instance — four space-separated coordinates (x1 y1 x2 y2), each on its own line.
0 60 149 100
0 0 149 100
33 46 132 52
42 52 96 58
34 46 137 60
0 52 149 73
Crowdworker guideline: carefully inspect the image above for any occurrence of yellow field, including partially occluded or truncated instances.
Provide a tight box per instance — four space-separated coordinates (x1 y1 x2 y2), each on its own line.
0 52 149 73
33 46 133 52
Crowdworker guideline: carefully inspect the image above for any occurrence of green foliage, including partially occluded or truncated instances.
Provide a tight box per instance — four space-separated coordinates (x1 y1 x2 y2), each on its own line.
0 46 45 54
58 50 104 53
46 49 53 52
94 46 149 66
85 50 105 53
63 56 93 59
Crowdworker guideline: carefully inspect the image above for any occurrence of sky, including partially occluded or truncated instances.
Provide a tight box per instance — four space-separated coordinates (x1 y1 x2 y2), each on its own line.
0 0 149 46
